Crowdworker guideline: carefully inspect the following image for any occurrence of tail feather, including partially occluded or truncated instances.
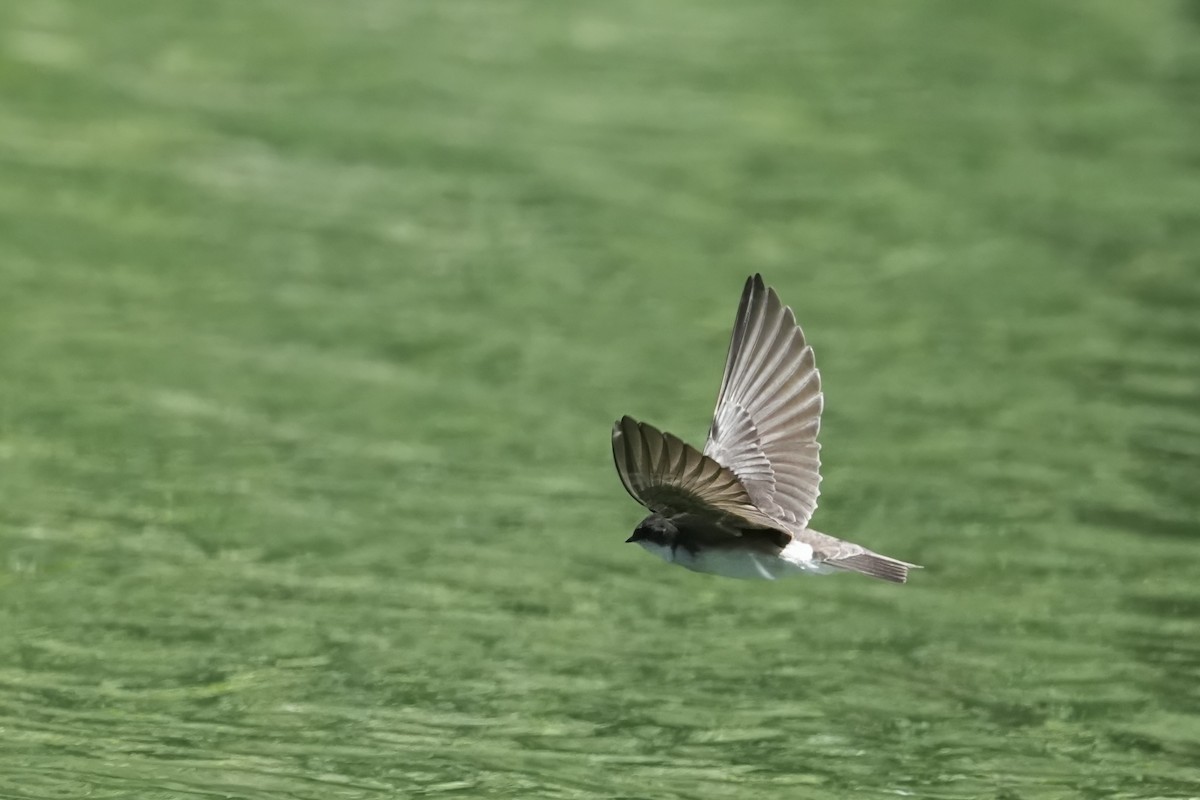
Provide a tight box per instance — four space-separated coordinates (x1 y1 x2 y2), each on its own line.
828 551 921 584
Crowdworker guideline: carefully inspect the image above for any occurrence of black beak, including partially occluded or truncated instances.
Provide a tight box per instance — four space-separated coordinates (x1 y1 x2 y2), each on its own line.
625 534 636 543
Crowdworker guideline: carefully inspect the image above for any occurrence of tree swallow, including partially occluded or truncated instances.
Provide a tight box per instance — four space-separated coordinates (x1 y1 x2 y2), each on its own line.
613 274 920 583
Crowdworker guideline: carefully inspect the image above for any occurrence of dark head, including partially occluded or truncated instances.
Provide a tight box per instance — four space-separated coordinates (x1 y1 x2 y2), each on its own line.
625 513 677 546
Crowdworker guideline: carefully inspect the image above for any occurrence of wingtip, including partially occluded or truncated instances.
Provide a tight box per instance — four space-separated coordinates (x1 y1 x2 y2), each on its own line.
746 273 766 295
743 273 787 320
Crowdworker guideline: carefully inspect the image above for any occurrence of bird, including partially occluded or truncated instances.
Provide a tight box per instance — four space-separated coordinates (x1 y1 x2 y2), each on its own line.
612 274 920 584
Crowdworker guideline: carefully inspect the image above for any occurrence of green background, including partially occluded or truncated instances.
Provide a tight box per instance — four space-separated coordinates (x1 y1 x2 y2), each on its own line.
2 1 1198 797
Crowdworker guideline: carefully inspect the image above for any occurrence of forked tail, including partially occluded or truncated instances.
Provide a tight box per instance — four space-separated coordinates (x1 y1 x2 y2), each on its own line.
828 551 921 584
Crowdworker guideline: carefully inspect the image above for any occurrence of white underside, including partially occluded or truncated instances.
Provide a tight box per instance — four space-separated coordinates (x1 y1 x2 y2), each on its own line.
637 539 833 580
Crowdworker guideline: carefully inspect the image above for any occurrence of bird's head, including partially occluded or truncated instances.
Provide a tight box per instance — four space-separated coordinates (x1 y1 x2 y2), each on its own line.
626 514 677 551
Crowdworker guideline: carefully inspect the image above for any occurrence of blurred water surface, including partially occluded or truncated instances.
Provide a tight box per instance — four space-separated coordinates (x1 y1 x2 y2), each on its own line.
1 1 1198 797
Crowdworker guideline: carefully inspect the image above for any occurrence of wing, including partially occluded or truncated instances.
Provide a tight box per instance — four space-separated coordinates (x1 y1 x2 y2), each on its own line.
611 415 785 530
703 274 824 529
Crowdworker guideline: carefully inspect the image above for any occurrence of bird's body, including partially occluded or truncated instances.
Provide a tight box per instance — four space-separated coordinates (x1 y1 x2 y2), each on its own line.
612 274 920 584
632 513 827 580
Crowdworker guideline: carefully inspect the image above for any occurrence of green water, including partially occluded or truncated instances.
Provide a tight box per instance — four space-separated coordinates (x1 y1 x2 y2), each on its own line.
2 2 1199 797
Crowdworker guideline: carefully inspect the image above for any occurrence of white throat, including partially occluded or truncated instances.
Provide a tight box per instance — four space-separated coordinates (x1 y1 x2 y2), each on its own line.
635 540 675 564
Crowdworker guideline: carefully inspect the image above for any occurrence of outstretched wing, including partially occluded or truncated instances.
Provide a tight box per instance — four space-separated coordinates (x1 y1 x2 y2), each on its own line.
703 274 824 529
611 415 784 530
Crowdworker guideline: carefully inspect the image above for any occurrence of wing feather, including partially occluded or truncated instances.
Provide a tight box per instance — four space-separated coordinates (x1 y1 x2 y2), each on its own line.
704 275 824 528
612 415 784 530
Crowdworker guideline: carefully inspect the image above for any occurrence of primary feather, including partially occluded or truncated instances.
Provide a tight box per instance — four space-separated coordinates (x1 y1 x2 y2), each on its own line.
704 275 824 529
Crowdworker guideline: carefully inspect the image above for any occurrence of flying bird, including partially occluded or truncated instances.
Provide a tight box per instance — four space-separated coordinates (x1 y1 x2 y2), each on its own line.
612 274 920 583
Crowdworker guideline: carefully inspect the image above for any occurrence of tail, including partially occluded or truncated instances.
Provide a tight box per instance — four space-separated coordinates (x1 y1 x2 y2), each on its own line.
828 551 921 584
